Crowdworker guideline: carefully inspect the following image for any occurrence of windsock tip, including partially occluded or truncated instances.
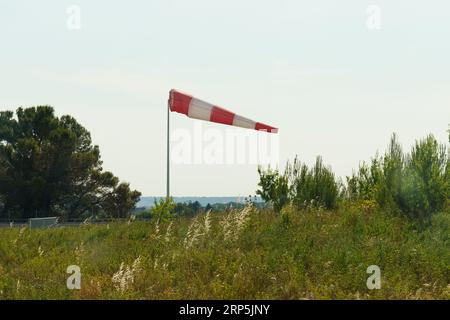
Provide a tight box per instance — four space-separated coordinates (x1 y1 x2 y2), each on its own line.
256 122 279 134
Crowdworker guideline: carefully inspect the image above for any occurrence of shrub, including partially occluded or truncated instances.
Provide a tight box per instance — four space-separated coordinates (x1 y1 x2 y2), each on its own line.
257 156 340 212
399 135 449 220
347 133 449 221
346 157 383 201
256 166 290 212
290 156 339 210
151 197 175 222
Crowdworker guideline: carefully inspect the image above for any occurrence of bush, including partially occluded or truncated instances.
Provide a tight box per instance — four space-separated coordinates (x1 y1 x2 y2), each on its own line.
151 197 175 222
346 133 449 221
257 156 340 212
290 156 340 210
399 135 449 220
256 167 290 212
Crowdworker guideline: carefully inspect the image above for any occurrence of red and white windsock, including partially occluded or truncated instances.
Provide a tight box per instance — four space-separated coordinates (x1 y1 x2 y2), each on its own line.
169 89 278 133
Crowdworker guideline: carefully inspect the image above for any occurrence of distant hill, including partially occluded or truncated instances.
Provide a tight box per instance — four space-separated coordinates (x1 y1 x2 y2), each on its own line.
138 196 262 208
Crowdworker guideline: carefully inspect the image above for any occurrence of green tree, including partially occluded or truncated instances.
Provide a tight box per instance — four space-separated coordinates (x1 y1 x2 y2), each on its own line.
256 166 290 212
0 106 141 219
152 197 176 222
399 135 449 220
101 182 142 219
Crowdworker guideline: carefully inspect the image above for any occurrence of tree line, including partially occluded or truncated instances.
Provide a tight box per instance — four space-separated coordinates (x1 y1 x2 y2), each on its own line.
135 197 260 221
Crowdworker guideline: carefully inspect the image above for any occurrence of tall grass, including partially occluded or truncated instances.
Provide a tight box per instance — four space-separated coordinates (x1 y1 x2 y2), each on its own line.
0 205 448 299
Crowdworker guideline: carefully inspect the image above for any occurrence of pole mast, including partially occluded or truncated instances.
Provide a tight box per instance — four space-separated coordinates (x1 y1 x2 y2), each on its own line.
166 99 170 199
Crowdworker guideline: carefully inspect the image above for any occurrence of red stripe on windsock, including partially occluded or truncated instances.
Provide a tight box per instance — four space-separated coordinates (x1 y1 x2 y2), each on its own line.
169 89 192 115
210 106 235 125
256 122 278 133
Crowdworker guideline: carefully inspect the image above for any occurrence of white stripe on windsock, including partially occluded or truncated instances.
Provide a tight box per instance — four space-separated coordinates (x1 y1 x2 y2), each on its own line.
187 97 214 122
232 114 256 130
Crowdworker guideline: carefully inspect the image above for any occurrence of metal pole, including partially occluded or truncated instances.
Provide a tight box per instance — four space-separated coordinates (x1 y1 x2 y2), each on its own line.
166 100 170 199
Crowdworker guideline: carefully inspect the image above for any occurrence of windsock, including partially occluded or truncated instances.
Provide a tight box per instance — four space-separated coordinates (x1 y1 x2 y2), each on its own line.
169 89 278 133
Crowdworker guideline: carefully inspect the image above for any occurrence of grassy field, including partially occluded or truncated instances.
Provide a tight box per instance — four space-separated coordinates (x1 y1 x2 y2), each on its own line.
0 205 449 300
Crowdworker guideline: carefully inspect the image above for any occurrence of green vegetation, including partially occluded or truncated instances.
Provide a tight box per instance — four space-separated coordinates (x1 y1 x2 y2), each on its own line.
0 204 448 299
346 134 449 222
136 197 260 220
257 156 343 212
0 106 141 220
0 108 448 300
258 133 449 224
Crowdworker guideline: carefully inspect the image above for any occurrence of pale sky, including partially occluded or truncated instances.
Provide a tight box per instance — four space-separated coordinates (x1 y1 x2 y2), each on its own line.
1 1 449 196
